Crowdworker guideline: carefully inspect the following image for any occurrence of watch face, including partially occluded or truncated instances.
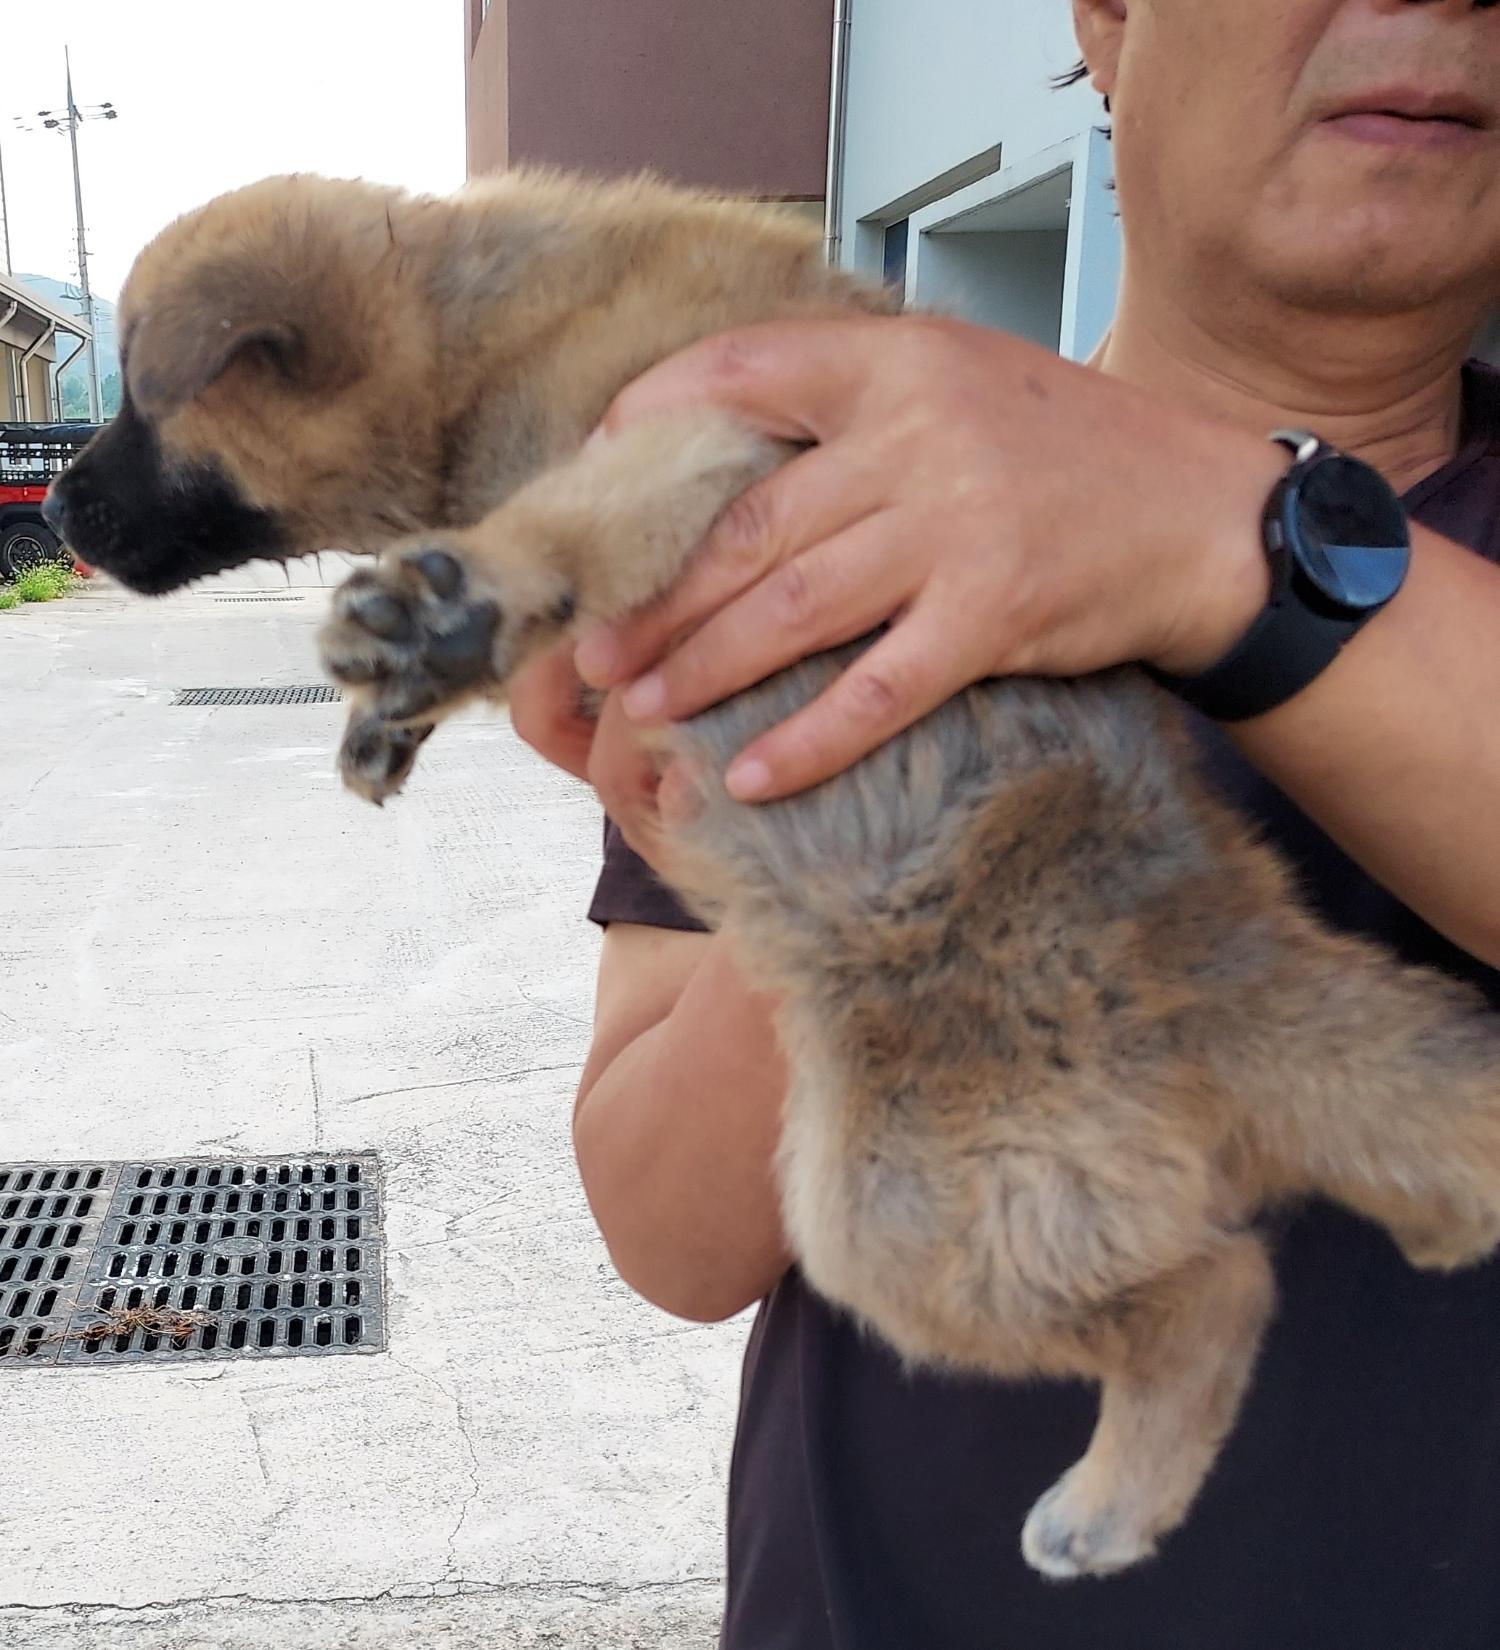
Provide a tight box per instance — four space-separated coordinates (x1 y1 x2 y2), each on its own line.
1290 455 1411 611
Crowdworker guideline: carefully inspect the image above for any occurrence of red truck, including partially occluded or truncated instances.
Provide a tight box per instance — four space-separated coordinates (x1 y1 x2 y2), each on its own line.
0 422 102 579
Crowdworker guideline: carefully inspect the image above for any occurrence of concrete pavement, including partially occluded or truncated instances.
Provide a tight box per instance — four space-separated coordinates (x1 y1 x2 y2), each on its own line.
0 569 745 1646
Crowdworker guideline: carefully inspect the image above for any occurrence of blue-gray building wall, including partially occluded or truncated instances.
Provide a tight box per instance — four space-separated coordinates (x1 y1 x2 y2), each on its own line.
833 0 1120 361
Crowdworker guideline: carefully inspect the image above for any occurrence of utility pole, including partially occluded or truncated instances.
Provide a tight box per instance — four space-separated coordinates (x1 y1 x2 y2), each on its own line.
0 132 11 276
39 49 117 420
64 50 98 419
824 0 852 266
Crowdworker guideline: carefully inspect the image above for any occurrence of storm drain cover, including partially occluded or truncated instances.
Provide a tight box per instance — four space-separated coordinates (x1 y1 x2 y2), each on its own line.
0 1155 384 1367
212 594 305 603
173 685 342 706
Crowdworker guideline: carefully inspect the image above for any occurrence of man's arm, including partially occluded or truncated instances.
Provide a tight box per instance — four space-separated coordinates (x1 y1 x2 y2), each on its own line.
576 320 1500 970
507 656 790 1321
1231 523 1500 969
573 922 791 1322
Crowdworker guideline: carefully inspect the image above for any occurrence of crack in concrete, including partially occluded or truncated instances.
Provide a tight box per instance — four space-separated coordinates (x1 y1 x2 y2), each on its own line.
441 1190 518 1244
445 1389 483 1581
14 711 126 808
435 1181 576 1245
435 1208 600 1243
512 982 590 1032
240 1393 274 1494
307 1045 323 1148
0 1574 724 1619
533 1321 723 1360
340 1063 576 1109
388 1354 482 1584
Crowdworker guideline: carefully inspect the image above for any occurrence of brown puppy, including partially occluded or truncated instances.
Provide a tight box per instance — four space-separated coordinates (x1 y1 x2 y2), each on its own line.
50 170 1500 1581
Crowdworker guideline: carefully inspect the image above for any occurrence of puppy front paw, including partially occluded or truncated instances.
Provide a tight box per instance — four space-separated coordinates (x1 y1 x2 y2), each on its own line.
321 542 503 724
337 713 435 806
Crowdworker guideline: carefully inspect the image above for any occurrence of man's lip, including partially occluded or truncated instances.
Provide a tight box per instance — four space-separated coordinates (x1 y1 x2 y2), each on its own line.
1321 89 1489 129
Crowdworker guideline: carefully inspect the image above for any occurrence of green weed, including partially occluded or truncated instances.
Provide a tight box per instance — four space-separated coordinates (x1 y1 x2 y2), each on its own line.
5 561 78 605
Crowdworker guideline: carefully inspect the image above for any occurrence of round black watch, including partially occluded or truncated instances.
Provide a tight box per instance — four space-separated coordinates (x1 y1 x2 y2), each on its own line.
1152 430 1412 722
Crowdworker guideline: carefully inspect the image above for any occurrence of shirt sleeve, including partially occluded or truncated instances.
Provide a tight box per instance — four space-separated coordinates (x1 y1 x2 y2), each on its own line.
587 819 710 933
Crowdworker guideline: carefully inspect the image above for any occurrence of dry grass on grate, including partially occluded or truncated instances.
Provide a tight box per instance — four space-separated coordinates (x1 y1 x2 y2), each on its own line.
51 1304 217 1346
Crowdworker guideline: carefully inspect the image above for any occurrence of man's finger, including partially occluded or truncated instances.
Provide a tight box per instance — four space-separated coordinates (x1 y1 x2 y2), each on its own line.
574 445 886 689
618 513 917 725
508 641 596 780
657 755 706 827
587 692 661 823
721 605 978 802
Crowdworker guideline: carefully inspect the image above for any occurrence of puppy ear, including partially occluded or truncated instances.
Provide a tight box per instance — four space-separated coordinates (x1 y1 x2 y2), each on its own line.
126 272 348 417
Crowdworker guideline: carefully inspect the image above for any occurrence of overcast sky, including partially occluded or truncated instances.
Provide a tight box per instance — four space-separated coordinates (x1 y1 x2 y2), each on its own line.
3 1 467 304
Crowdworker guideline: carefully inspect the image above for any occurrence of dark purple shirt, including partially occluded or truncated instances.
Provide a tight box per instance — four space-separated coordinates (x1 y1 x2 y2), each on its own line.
589 362 1500 1650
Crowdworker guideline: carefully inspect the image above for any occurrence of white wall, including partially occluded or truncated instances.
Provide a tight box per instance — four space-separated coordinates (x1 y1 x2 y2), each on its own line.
916 228 1068 347
836 0 1120 360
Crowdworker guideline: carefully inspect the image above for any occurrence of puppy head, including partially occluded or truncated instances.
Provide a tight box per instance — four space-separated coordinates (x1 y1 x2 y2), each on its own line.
48 174 446 593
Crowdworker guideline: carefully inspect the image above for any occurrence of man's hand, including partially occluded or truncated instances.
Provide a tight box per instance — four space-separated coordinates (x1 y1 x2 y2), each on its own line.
509 641 597 780
510 641 694 874
573 315 1282 801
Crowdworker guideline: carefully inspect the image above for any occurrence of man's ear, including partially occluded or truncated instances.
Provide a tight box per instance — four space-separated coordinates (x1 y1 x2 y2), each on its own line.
126 267 350 418
1071 0 1127 103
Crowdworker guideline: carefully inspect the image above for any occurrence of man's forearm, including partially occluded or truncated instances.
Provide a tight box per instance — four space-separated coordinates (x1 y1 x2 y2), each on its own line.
1232 523 1500 968
574 930 792 1322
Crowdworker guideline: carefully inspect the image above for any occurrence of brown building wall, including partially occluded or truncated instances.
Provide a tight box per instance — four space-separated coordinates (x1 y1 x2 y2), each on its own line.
466 0 831 200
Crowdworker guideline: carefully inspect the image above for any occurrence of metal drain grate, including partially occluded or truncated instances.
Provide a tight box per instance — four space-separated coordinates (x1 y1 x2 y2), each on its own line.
0 1164 116 1362
173 685 342 706
0 1155 385 1366
212 594 306 604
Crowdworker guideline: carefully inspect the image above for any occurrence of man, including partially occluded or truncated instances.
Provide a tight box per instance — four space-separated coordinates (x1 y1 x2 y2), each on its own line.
514 1 1500 1643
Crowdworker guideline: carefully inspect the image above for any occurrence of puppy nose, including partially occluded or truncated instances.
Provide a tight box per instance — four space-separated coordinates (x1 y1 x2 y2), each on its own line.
41 486 67 538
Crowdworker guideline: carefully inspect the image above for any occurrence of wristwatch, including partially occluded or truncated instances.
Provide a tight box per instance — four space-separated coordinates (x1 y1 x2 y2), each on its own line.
1152 430 1412 722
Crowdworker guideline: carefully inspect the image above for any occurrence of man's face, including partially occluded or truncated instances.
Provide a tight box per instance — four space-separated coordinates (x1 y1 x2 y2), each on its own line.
1086 0 1500 317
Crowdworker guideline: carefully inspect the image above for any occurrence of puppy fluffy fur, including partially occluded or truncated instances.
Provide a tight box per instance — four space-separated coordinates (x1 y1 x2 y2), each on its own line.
53 169 1500 1580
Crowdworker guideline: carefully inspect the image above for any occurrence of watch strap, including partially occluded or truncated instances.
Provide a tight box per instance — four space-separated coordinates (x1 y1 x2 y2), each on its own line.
1149 593 1360 723
1151 431 1381 723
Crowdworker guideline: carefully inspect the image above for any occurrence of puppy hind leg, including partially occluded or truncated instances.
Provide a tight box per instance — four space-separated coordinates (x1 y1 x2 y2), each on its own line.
779 1073 1267 1583
1228 937 1500 1274
1020 1233 1275 1581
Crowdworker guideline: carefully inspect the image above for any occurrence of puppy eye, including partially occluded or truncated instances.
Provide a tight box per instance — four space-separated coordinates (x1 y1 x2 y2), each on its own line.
249 330 306 382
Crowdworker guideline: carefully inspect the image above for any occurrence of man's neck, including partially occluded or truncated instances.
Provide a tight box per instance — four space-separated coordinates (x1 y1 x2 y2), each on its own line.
1097 275 1479 495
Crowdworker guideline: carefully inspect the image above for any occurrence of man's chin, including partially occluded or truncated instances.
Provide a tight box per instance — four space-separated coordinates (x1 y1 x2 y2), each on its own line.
1249 169 1500 317
1242 230 1484 321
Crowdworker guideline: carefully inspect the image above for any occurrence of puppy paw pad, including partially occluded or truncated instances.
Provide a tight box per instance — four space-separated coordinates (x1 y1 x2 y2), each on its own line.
408 547 465 600
346 587 415 643
1020 1474 1156 1582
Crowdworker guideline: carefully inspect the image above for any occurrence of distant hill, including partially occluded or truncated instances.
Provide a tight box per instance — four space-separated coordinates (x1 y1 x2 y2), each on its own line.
16 274 120 418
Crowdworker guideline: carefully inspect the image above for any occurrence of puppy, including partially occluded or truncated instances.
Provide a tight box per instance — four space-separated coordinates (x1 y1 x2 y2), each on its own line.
49 170 1500 1581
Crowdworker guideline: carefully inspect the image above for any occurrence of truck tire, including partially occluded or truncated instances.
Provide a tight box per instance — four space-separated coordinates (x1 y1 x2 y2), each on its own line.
1 521 67 580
